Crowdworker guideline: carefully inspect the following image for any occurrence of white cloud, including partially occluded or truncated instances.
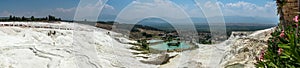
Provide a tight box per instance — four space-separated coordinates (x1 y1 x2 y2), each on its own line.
0 2 115 20
55 8 76 13
74 1 104 21
116 0 192 23
185 1 277 18
51 8 76 20
220 1 277 18
104 4 114 10
63 0 114 21
52 3 116 20
225 1 255 8
101 4 117 15
194 1 224 18
204 1 219 10
0 0 277 21
186 8 205 17
0 11 13 16
115 0 277 23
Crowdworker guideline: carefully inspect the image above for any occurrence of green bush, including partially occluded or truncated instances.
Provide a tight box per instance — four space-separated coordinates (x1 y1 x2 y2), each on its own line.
139 39 149 50
256 16 300 68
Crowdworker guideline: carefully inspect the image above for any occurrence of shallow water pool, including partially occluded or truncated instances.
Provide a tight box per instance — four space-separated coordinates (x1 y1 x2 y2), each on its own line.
149 41 190 50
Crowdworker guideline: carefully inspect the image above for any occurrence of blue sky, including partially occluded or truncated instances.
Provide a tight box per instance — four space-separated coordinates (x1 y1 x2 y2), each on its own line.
0 0 278 23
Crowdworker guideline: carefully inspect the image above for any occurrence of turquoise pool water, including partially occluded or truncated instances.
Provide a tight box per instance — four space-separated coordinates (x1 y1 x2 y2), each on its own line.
149 41 190 50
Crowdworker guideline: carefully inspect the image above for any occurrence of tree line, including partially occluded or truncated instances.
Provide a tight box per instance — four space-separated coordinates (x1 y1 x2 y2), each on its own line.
0 15 62 21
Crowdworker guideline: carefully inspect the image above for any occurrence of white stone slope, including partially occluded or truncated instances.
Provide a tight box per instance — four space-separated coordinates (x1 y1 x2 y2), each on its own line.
160 27 275 68
0 22 156 68
0 22 276 68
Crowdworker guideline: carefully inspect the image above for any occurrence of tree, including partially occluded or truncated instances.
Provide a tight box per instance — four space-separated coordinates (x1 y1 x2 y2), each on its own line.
48 15 56 21
45 17 48 21
30 16 34 21
21 16 26 21
58 18 61 21
276 0 286 31
9 15 12 20
145 34 153 38
12 16 16 21
140 39 149 50
142 32 147 36
3 15 61 21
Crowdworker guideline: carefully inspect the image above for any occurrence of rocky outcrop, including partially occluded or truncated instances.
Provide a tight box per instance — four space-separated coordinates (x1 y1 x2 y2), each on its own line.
140 54 169 65
139 53 178 65
179 61 204 68
221 27 275 68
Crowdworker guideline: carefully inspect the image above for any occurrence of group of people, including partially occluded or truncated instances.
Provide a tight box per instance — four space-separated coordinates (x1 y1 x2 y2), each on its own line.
0 23 72 30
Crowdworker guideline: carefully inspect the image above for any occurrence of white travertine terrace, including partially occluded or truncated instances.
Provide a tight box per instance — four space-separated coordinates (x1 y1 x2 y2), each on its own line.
0 22 275 68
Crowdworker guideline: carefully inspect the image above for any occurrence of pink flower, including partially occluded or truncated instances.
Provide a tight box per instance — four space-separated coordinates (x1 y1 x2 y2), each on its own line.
259 50 265 61
293 15 299 22
259 54 264 61
278 48 283 55
280 30 285 38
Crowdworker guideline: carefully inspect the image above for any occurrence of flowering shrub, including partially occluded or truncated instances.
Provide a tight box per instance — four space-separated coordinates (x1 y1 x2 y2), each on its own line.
256 15 300 67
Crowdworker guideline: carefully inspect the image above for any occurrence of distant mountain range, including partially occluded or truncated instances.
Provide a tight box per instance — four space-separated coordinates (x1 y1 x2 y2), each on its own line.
137 16 278 24
97 15 278 32
136 16 278 32
99 15 278 24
